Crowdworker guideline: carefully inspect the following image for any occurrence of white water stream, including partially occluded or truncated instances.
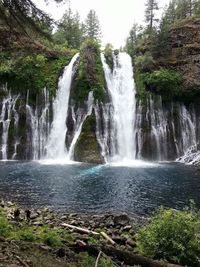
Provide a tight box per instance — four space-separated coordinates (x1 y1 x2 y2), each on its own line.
101 52 137 163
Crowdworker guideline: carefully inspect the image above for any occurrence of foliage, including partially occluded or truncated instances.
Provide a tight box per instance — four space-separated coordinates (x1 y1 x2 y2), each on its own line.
142 69 182 99
0 0 64 41
104 43 113 70
134 68 150 100
53 8 83 49
0 52 73 96
73 38 107 103
0 208 12 237
124 23 142 59
84 10 101 41
43 230 62 247
15 228 36 242
135 205 200 266
134 52 155 72
145 0 159 34
78 252 115 267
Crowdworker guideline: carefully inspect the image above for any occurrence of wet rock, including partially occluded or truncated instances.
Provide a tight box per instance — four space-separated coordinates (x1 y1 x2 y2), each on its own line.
60 215 67 220
7 201 15 207
123 225 132 231
113 214 130 226
126 237 136 248
56 248 65 258
112 235 127 245
76 240 86 247
30 213 39 220
32 221 43 226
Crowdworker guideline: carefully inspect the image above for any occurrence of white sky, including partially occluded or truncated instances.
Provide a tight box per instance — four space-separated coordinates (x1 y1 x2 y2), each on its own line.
34 0 170 48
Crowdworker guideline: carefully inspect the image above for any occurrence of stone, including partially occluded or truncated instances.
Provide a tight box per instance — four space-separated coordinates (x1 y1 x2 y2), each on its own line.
113 214 130 226
56 248 65 258
30 213 39 220
123 225 132 231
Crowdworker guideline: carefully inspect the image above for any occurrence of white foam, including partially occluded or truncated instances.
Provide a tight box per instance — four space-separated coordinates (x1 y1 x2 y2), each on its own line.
108 159 159 168
37 159 80 165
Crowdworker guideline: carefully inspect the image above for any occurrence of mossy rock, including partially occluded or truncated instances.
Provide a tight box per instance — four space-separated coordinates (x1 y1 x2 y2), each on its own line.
74 113 103 164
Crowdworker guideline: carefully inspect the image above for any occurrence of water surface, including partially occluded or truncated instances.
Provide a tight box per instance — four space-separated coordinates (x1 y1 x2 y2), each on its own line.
0 161 199 215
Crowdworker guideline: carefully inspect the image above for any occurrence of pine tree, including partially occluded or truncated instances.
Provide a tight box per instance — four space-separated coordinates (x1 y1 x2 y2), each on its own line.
175 0 190 19
145 0 159 35
0 0 63 38
193 0 200 16
54 8 83 49
125 23 141 58
84 9 101 41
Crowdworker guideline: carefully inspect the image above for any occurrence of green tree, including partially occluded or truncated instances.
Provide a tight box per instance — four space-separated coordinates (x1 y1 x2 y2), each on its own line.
145 0 159 35
193 0 200 16
53 8 83 49
84 9 101 41
0 0 58 38
125 23 142 58
175 0 190 19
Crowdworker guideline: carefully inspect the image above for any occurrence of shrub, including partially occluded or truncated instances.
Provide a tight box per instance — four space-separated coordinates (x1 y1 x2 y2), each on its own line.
0 213 12 238
142 69 182 99
43 230 62 247
134 52 154 72
17 228 36 242
135 207 200 266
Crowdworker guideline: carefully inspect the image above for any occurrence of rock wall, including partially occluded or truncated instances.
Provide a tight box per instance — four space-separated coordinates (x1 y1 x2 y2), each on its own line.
169 18 200 89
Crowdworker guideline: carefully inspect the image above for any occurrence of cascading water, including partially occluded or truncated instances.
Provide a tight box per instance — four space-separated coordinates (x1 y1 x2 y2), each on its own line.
67 92 94 160
26 88 50 160
135 96 199 162
101 52 137 163
0 92 19 160
45 53 79 161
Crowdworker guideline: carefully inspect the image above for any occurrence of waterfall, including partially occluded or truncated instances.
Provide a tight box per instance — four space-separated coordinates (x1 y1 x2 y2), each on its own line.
101 52 137 163
45 53 79 161
0 92 19 160
26 88 50 160
68 91 94 160
135 96 199 162
94 103 110 163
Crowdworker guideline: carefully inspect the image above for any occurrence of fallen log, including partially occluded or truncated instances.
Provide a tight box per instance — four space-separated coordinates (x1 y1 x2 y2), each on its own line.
103 246 183 267
70 243 183 267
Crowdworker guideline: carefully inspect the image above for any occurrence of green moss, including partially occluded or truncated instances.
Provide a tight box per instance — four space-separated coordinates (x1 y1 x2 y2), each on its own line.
72 38 107 104
74 114 102 163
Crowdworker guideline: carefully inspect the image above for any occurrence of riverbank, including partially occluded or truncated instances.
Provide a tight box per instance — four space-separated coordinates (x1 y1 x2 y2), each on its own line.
1 200 199 267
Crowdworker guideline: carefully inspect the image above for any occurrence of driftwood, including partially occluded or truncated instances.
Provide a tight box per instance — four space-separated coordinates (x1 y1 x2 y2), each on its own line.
100 232 116 245
61 223 99 235
71 244 183 267
94 251 102 267
15 255 30 267
61 223 115 245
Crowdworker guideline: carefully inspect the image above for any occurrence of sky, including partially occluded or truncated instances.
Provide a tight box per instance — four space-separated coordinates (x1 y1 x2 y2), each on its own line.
34 0 170 48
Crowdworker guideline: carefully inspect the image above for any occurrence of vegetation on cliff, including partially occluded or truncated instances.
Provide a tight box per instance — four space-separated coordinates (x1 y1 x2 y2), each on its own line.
72 38 107 103
125 0 200 102
0 51 74 97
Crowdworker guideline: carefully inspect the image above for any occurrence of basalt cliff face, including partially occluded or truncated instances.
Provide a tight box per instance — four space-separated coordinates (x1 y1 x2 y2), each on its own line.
169 18 200 89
